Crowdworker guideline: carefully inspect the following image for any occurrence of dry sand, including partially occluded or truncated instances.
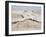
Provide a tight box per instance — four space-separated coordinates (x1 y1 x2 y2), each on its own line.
11 18 41 31
11 12 41 31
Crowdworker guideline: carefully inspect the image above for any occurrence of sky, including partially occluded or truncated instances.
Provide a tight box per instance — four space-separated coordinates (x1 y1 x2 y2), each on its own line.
11 5 41 14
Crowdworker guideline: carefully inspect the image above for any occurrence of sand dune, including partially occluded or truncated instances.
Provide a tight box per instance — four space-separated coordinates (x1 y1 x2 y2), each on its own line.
11 11 41 22
11 11 41 31
11 19 41 31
